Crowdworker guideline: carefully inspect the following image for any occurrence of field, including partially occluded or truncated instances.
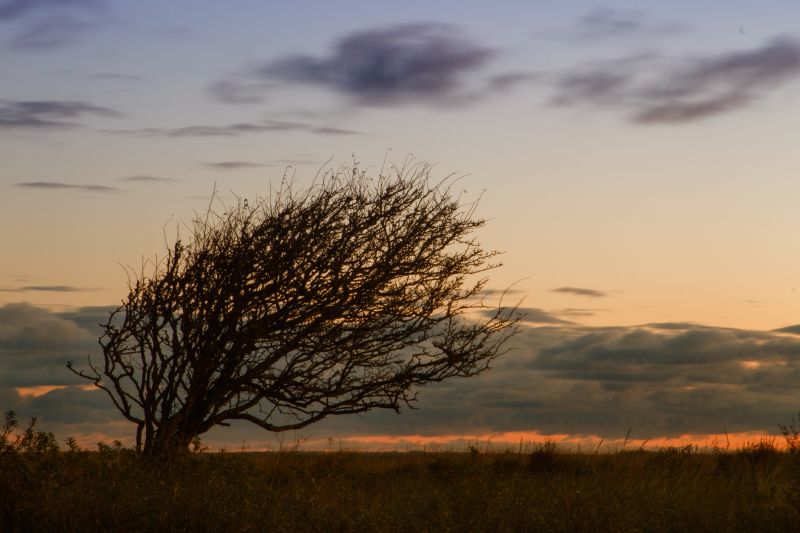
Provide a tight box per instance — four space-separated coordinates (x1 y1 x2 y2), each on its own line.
3 433 800 532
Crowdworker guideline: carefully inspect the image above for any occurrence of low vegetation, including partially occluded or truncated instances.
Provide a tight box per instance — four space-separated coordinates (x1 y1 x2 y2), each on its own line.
3 412 800 532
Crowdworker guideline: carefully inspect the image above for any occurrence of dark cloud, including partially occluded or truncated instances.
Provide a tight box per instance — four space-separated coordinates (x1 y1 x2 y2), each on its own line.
775 325 800 335
571 7 686 40
221 23 495 106
204 161 267 170
109 119 360 137
310 125 363 135
634 37 800 123
203 159 321 170
56 305 114 332
120 175 178 183
4 303 800 443
16 181 119 192
28 386 118 425
164 121 302 137
0 303 100 388
0 0 106 50
552 36 800 124
484 307 574 325
10 16 93 49
487 72 541 91
0 100 119 129
2 386 122 443
0 285 93 292
0 0 102 20
474 288 528 299
556 308 605 318
321 322 800 439
0 303 120 439
516 324 800 433
552 286 609 298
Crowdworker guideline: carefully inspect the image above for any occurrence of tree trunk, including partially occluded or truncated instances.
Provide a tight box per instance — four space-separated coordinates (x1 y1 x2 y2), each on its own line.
144 425 194 462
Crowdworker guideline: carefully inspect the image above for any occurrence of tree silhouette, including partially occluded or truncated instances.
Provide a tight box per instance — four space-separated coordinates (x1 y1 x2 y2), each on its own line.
69 162 519 460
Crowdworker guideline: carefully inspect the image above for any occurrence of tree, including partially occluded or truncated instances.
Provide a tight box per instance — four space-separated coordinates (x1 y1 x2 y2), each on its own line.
69 161 519 460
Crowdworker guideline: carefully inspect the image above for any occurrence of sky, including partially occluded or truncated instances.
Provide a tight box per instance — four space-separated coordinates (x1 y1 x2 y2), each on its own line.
3 0 800 450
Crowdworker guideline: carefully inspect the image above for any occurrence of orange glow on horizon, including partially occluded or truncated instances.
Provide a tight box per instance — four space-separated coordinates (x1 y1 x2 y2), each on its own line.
740 360 787 370
14 384 97 398
50 427 786 453
295 429 782 452
15 385 66 398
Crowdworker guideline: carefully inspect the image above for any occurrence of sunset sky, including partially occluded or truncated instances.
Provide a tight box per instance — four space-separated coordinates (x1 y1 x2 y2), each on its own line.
3 0 800 450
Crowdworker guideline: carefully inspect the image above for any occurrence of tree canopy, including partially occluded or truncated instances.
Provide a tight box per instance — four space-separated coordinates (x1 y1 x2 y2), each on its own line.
69 162 519 459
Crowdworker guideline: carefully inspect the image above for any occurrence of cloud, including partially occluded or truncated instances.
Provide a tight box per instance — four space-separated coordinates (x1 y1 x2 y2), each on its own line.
204 161 267 170
109 119 360 137
551 53 653 107
776 325 800 335
551 36 800 124
0 303 124 440
484 307 574 325
0 303 101 388
148 121 302 137
120 175 178 183
0 285 94 292
218 23 495 107
204 159 321 170
310 125 363 135
552 287 609 298
571 7 686 41
3 385 124 445
0 100 119 129
0 0 102 20
10 16 93 49
23 386 114 425
556 308 606 318
634 37 800 123
4 303 800 444
0 0 107 50
514 324 800 433
319 322 800 439
55 305 114 331
479 288 528 297
16 181 119 192
207 79 279 105
487 72 541 91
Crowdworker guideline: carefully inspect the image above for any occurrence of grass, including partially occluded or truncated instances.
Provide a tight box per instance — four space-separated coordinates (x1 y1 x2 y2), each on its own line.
4 419 800 533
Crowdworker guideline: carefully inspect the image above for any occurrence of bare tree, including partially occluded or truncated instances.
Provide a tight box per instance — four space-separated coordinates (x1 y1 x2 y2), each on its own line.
69 161 519 460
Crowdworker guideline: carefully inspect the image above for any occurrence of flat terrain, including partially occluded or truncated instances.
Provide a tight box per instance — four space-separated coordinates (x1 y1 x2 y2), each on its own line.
3 442 800 532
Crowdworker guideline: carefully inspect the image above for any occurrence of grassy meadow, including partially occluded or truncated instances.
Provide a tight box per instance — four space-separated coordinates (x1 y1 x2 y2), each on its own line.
3 416 800 532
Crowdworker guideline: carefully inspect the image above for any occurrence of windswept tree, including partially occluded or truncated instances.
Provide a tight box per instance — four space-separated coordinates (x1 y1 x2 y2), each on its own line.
69 162 519 459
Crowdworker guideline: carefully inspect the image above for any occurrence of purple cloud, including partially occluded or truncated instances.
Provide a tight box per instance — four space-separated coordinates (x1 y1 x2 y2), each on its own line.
218 23 495 107
0 0 106 49
571 7 686 40
0 100 119 129
0 0 102 20
552 287 609 298
552 37 800 124
109 119 360 137
16 181 119 192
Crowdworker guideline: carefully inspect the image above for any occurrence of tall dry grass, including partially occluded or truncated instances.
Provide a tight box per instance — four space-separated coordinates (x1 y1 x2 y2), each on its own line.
3 412 800 532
